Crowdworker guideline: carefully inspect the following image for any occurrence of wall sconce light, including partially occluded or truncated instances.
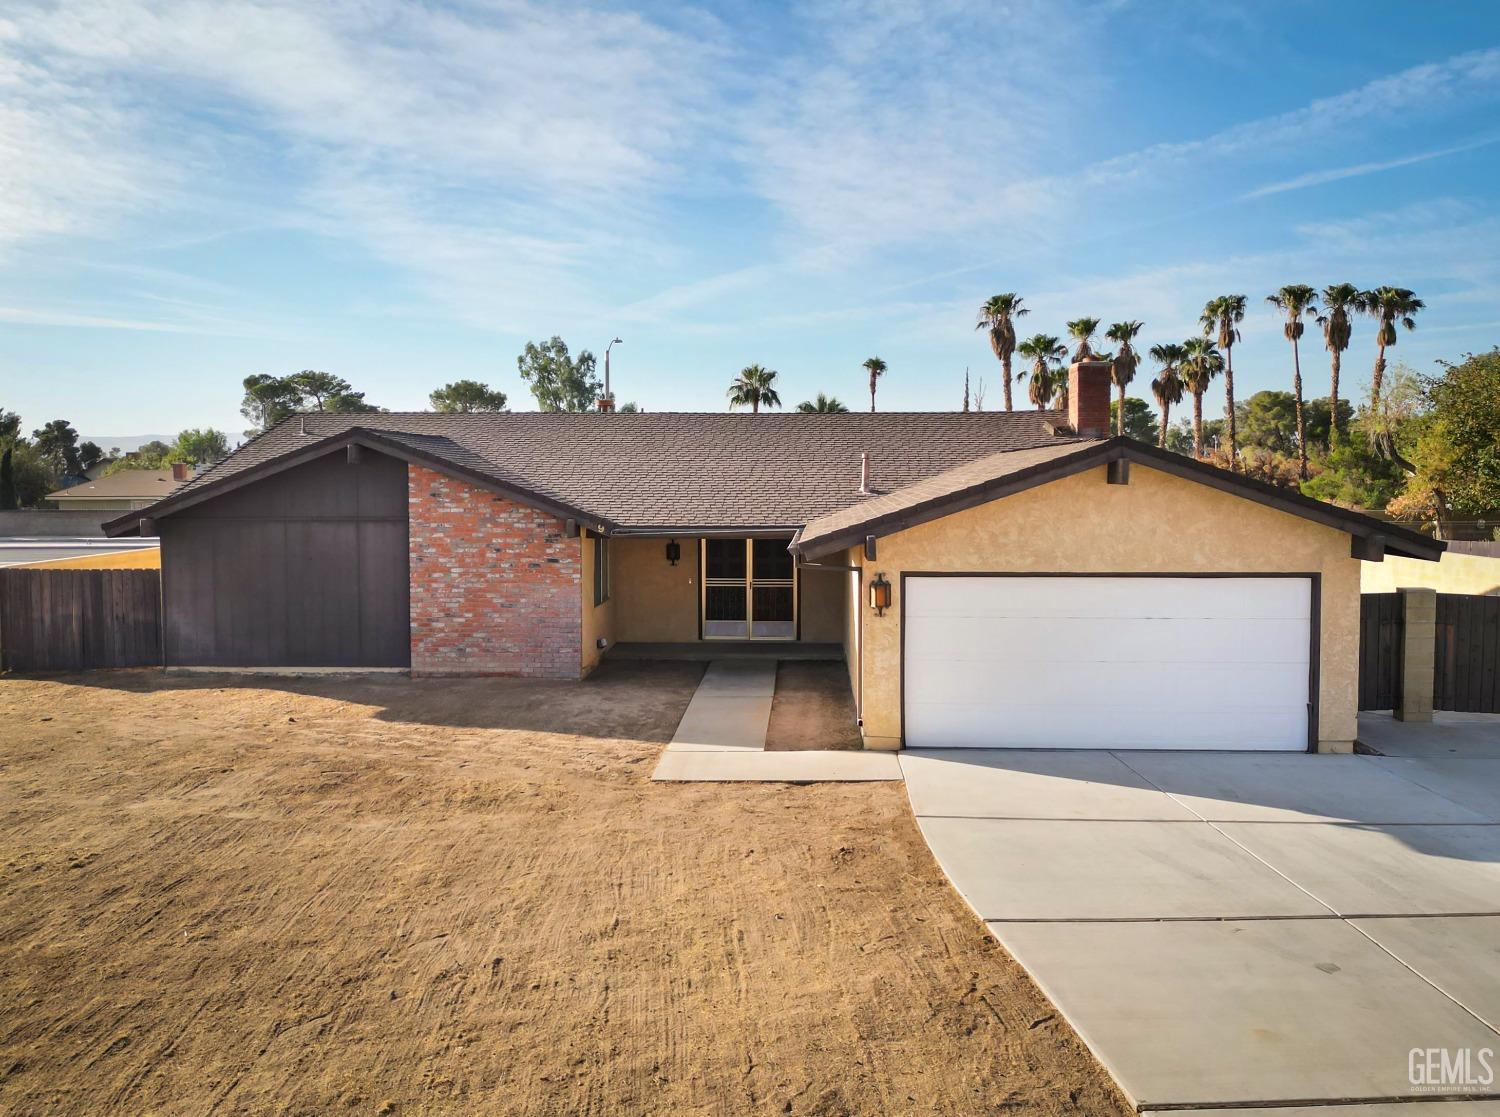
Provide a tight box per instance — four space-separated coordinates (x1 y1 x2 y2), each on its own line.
665 538 681 566
869 572 892 615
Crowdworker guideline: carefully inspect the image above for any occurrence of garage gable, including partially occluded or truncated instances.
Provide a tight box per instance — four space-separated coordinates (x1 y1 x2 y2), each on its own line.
792 437 1444 564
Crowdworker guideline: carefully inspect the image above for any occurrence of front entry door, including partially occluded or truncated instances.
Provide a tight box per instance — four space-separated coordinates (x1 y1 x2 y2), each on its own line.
702 538 796 640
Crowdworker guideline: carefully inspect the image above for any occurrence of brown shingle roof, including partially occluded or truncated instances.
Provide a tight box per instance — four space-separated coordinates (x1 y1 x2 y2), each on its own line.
48 468 185 501
148 411 1086 530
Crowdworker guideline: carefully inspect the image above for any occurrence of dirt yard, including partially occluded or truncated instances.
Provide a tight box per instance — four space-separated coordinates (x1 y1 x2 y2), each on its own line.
0 662 1127 1117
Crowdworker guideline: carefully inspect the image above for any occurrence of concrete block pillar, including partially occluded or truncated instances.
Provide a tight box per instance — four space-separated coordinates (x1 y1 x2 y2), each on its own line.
1395 587 1437 723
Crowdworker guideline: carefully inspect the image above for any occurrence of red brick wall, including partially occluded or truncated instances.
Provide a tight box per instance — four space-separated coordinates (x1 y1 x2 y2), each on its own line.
407 465 582 678
1068 360 1112 437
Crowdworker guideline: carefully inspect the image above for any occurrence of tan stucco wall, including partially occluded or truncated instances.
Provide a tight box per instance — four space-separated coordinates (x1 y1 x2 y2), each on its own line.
612 537 699 642
580 531 615 675
855 463 1361 752
1361 552 1500 597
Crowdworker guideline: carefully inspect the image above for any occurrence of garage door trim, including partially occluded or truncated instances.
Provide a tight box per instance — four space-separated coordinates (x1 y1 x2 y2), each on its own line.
898 571 1321 753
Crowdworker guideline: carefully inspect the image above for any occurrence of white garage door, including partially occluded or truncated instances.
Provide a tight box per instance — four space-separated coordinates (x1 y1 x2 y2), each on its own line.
903 576 1312 750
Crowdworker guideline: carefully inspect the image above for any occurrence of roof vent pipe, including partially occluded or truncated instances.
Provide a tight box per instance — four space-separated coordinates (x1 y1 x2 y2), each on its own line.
859 452 872 495
299 414 307 436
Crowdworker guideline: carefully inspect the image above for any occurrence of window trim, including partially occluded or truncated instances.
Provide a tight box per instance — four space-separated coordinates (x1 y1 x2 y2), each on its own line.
593 533 610 606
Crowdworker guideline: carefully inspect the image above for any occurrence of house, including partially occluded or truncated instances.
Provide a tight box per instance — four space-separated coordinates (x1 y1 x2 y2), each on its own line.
104 362 1442 753
50 463 194 511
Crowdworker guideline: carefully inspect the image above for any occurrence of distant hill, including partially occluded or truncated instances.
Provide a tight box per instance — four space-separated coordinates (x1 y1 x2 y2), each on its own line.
81 435 174 454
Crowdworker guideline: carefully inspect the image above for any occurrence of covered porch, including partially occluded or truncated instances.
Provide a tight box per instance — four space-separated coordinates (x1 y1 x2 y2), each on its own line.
602 534 851 650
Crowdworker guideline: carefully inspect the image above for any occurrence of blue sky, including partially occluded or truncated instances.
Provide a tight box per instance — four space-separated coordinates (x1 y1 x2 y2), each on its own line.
2 1 1499 442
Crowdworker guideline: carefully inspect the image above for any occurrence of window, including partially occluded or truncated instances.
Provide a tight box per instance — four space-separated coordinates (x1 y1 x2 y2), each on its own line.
593 534 610 606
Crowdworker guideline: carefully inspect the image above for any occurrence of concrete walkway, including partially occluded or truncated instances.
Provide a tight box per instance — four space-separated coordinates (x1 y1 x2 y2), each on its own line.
902 747 1500 1112
1360 711 1500 758
651 660 901 782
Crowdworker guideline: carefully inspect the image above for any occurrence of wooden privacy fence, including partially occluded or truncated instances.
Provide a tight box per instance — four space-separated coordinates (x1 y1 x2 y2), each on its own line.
0 569 162 672
1358 592 1401 711
1435 592 1500 713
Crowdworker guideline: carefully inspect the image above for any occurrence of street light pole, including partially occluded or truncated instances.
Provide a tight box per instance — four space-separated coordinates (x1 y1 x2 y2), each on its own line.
605 337 623 402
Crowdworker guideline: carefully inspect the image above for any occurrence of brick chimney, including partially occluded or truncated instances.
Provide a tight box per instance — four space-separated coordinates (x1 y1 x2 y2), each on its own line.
171 461 192 482
1068 359 1112 438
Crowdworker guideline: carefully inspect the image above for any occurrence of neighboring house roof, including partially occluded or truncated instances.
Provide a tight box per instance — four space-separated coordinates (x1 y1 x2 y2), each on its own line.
105 411 1087 534
792 437 1445 562
49 469 185 503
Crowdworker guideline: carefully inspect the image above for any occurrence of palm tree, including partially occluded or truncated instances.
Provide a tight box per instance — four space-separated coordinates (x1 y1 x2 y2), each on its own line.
726 364 782 413
1066 317 1100 361
1266 284 1320 480
1362 286 1424 409
1147 342 1187 449
863 357 887 412
796 393 849 413
976 294 1028 411
1017 334 1066 411
1177 338 1223 458
1104 321 1144 436
1200 295 1247 466
1315 283 1366 445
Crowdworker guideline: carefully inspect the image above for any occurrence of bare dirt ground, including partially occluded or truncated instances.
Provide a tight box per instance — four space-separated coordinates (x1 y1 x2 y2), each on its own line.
765 662 863 751
0 662 1127 1117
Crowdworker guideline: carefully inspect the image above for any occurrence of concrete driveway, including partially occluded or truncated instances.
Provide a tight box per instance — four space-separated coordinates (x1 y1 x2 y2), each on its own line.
901 745 1500 1114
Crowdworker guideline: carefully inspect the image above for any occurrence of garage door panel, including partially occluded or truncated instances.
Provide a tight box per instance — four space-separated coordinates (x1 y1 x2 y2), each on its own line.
905 657 1309 709
905 699 1309 750
903 576 1312 751
905 576 1310 622
903 616 1310 666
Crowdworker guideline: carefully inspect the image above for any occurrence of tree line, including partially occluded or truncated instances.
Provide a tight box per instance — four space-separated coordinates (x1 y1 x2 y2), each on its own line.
0 412 232 510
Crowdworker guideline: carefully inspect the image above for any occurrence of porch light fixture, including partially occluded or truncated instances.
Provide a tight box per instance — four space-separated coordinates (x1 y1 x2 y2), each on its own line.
869 572 892 616
665 538 681 566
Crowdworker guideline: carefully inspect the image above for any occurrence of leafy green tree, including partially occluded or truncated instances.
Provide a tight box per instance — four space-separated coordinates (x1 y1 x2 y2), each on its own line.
0 410 20 443
1300 435 1407 510
517 337 602 412
863 357 887 412
136 439 172 460
616 401 641 413
1200 294 1247 464
1066 317 1100 360
797 393 849 413
286 370 375 412
173 428 230 464
976 293 1027 411
1316 283 1366 444
429 379 508 413
78 441 104 471
1105 321 1144 435
726 365 782 413
32 420 83 476
241 375 302 434
1179 337 1224 458
1404 348 1500 517
0 447 15 510
1362 286 1424 410
1017 334 1066 410
1109 396 1158 444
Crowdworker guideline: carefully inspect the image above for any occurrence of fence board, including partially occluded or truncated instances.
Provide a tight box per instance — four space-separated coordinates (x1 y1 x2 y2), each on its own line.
0 569 161 672
1434 593 1500 714
1358 593 1401 711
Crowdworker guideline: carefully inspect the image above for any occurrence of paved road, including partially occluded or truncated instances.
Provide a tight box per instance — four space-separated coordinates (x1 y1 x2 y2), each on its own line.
901 736 1500 1113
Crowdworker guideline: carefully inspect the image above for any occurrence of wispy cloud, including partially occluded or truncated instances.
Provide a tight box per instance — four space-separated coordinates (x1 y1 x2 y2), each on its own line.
1242 135 1500 199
